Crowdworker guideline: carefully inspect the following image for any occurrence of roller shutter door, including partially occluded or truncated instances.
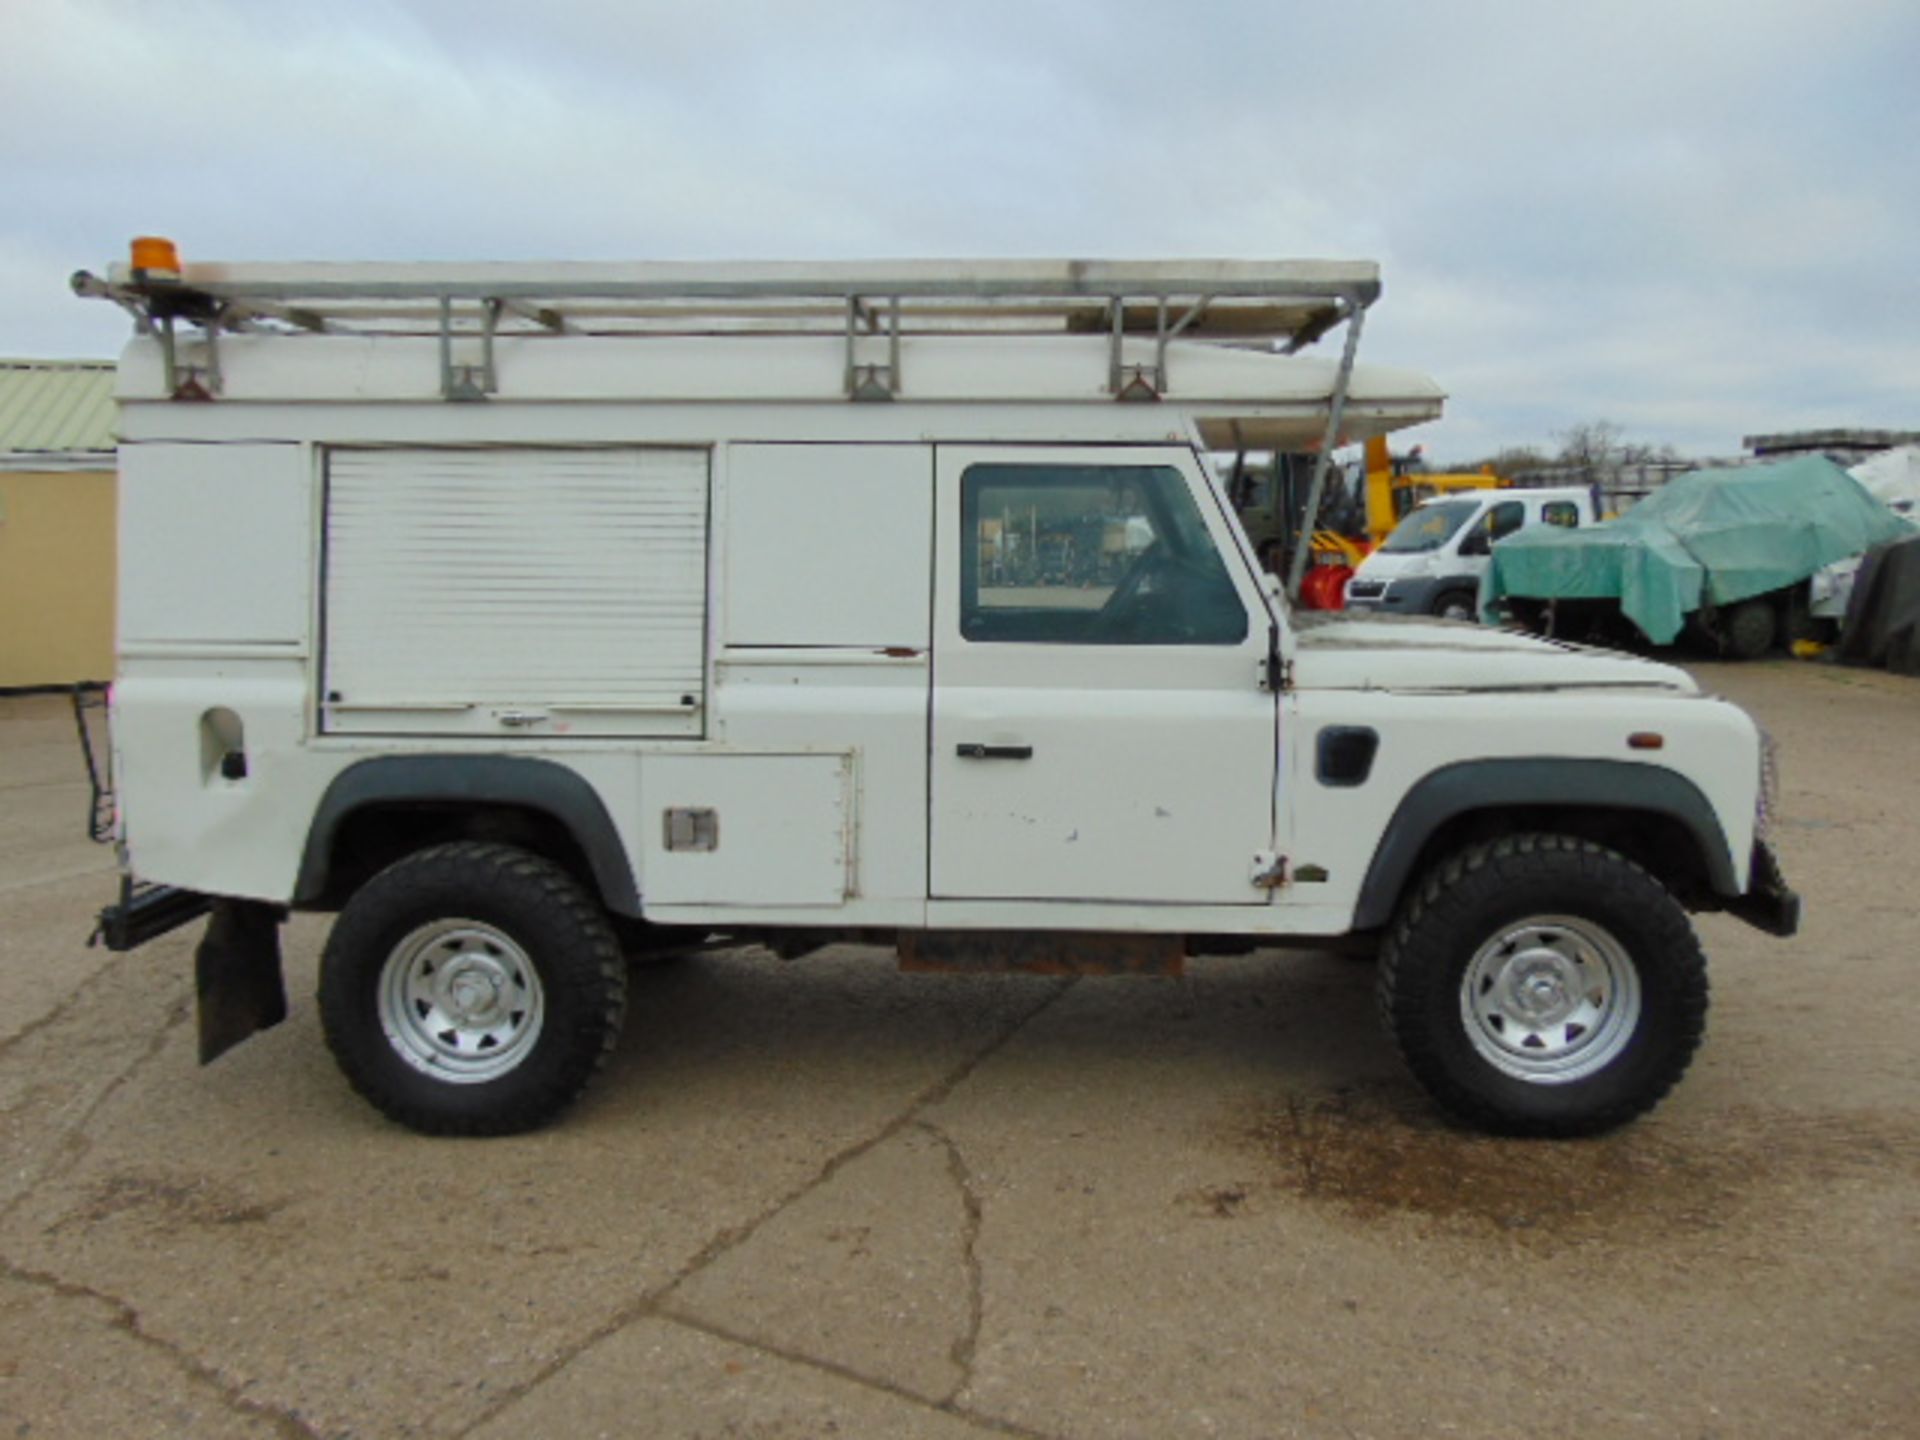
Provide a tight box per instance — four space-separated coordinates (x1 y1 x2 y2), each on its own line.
322 446 708 737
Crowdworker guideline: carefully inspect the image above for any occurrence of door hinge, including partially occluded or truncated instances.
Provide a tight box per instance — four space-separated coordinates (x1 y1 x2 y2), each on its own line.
1250 851 1288 890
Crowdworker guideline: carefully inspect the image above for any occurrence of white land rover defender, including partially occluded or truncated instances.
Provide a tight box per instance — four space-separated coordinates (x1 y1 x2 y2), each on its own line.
73 246 1798 1139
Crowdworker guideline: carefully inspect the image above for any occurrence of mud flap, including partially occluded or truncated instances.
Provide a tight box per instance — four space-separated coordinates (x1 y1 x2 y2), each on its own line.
1726 840 1801 938
195 900 289 1064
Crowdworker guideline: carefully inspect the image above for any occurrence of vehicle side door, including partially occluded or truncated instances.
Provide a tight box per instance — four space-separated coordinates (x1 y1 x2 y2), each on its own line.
929 447 1279 906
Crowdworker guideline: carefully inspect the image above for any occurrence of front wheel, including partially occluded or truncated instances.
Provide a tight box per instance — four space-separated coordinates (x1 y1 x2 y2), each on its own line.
1377 834 1707 1136
319 841 627 1136
1429 588 1478 622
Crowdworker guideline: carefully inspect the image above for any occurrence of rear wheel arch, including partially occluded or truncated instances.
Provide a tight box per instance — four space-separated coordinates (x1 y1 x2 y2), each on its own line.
1352 759 1737 931
294 756 640 917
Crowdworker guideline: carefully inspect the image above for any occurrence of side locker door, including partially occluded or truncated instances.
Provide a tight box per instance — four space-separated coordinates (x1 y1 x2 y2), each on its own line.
929 446 1280 906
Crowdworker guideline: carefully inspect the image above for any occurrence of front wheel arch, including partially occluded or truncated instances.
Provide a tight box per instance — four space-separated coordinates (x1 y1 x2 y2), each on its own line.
1352 760 1739 931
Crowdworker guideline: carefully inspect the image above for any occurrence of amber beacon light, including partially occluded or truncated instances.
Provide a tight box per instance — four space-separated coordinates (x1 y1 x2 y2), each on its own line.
129 235 182 281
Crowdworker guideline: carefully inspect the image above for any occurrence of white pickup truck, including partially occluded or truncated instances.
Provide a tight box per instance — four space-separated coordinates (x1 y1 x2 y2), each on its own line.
1344 485 1600 620
73 246 1798 1140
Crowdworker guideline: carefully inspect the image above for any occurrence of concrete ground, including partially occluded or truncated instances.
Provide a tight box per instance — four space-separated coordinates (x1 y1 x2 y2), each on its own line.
0 663 1914 1439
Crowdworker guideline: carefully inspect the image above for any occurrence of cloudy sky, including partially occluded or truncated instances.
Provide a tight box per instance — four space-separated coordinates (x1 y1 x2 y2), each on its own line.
5 0 1914 459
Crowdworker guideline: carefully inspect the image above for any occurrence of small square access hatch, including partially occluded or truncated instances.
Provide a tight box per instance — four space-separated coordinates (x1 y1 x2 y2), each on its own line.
663 807 719 853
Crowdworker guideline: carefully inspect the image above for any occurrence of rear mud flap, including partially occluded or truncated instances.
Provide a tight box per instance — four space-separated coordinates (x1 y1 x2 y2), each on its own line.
195 901 289 1064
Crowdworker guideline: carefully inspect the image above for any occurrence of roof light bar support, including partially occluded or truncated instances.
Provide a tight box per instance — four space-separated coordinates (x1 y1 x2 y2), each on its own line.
155 315 222 400
844 295 901 401
1285 294 1369 603
1108 294 1217 400
438 296 497 401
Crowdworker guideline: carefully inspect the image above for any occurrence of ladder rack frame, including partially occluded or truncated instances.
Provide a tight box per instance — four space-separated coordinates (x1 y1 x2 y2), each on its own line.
72 256 1379 600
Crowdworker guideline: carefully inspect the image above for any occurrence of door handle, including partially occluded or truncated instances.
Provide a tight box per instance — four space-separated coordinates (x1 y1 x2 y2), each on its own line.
956 743 1033 760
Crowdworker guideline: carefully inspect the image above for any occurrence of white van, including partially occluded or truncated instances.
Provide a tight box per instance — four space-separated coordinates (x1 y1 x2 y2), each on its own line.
71 249 1795 1141
1345 486 1598 620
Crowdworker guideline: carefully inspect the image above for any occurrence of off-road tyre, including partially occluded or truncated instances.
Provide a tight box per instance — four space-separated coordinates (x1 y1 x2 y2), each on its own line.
1377 834 1707 1137
1430 588 1478 622
1720 598 1778 660
319 841 627 1136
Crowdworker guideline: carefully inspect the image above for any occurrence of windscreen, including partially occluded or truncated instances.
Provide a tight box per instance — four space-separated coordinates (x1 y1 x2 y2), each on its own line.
1381 499 1481 553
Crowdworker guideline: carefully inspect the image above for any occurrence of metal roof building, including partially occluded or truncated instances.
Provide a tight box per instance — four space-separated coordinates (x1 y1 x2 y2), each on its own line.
0 359 117 465
0 360 117 687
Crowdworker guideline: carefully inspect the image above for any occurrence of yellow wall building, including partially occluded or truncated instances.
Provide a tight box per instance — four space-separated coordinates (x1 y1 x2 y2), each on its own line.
0 361 117 688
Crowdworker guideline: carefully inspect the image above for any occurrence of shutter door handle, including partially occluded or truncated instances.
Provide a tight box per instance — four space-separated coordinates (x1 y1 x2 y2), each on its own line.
956 743 1033 760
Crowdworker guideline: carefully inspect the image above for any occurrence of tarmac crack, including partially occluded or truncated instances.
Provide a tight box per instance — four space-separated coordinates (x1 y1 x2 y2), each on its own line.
651 978 1072 1305
656 1308 1058 1440
0 1254 322 1439
0 941 133 1064
0 986 193 1227
917 1119 987 1407
449 977 1077 1440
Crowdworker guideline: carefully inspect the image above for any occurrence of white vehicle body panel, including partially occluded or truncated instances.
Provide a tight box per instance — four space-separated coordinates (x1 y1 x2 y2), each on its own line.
639 752 852 907
104 313 1762 941
120 443 311 646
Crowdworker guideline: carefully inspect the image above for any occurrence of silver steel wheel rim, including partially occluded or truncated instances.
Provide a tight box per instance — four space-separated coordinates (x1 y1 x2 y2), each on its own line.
1459 915 1641 1084
378 919 545 1084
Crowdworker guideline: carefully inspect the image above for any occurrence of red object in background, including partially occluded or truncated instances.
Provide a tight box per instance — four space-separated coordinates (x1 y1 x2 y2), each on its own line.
1299 564 1352 611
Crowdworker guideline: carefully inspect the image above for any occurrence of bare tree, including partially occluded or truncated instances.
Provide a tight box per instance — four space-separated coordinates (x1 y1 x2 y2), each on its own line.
1555 421 1627 484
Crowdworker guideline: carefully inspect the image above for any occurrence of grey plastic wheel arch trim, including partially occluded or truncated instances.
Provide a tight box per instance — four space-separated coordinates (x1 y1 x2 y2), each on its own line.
1351 759 1738 931
294 755 640 915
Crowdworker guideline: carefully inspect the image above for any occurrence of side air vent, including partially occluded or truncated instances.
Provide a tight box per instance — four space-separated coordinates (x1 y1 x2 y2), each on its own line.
1316 727 1380 787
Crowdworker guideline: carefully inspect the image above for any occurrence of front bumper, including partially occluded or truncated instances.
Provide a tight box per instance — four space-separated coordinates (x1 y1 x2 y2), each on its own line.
1726 840 1801 937
1344 575 1446 614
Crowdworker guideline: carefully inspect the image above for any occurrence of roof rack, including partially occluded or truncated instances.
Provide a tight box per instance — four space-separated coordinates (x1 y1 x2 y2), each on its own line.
72 256 1378 404
73 252 1384 603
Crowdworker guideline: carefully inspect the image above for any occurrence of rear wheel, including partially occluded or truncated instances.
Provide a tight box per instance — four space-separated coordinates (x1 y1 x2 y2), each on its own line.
1377 834 1707 1136
319 841 627 1136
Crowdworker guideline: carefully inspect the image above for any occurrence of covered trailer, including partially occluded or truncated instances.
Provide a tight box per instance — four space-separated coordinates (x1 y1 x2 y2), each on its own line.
1485 456 1914 656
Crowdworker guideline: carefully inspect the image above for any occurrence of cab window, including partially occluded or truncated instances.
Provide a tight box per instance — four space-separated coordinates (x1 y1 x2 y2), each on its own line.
1487 501 1526 542
1381 498 1479 554
1542 500 1581 528
960 464 1248 645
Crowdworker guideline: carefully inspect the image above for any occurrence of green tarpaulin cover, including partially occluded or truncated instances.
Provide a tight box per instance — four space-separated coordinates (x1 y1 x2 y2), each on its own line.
1485 457 1914 643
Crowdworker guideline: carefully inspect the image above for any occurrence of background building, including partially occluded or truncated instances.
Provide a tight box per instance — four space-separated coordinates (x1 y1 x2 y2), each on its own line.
0 360 116 688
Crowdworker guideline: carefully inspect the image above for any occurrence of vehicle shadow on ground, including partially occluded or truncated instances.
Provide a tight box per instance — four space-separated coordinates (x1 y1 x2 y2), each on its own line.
604 944 1394 1106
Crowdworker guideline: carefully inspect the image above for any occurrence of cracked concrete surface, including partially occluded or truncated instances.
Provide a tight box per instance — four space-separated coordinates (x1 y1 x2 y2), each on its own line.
1 665 1917 1439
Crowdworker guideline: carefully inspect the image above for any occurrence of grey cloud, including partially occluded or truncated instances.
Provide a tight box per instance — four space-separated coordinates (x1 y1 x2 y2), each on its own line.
6 0 1914 456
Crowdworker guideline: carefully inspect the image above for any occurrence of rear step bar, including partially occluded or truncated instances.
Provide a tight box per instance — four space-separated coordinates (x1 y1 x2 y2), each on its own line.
95 881 212 952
